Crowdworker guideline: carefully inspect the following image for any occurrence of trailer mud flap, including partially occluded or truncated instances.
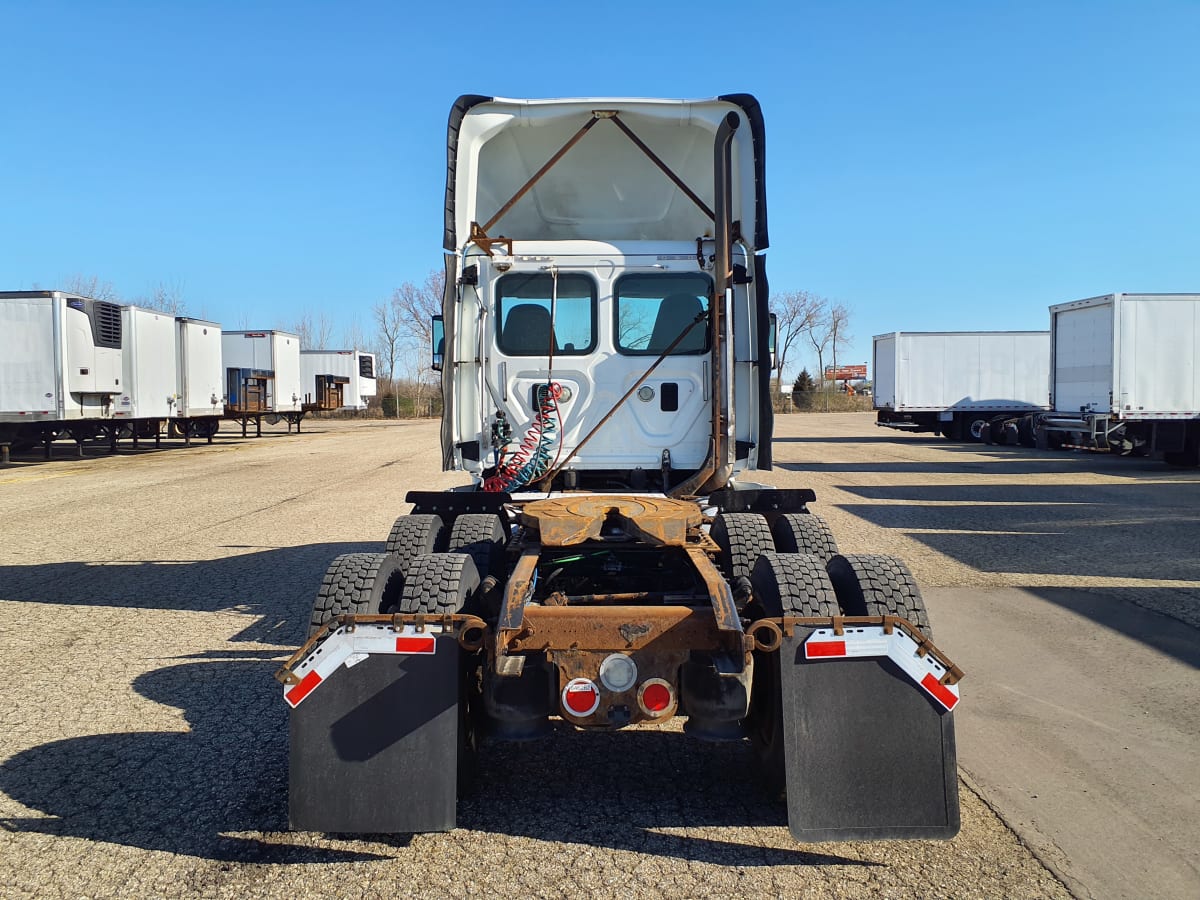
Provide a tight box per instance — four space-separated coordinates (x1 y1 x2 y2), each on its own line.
288 632 462 833
779 627 959 842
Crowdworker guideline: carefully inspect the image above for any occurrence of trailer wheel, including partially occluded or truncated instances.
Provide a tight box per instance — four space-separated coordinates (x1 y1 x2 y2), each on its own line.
980 421 994 444
1017 415 1037 448
447 513 509 581
826 554 933 640
966 416 989 442
771 513 838 564
307 552 405 638
711 512 774 581
746 552 839 797
386 513 448 576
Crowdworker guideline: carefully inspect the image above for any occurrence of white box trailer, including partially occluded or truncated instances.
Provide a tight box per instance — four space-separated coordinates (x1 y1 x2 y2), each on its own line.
299 350 377 411
173 317 224 438
221 330 303 415
0 291 123 430
1040 293 1200 463
873 331 1050 440
114 306 177 424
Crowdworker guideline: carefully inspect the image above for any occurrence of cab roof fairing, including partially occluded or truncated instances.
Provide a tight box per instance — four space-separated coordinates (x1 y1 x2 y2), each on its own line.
443 95 768 254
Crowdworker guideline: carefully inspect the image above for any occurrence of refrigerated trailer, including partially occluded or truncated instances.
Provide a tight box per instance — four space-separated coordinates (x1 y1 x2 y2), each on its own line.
1036 293 1200 464
281 95 964 843
113 305 176 439
299 350 377 411
0 291 123 458
874 331 1050 440
174 317 224 440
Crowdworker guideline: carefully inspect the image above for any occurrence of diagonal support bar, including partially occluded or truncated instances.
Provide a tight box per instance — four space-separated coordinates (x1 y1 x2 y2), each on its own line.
608 115 715 221
481 116 601 234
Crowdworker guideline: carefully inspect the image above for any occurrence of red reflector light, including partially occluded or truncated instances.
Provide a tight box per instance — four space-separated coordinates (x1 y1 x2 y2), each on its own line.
920 673 959 711
285 670 322 707
638 679 674 717
395 635 436 654
806 640 847 658
561 678 601 717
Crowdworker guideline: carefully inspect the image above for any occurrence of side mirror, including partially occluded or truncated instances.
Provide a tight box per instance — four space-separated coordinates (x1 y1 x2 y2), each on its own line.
768 313 778 370
431 315 445 371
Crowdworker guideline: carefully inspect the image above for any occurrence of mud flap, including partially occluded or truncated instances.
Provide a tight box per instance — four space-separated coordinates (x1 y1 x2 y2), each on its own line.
780 628 959 841
289 634 461 833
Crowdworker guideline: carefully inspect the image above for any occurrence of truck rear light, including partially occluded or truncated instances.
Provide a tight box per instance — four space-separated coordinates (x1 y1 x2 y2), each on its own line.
638 679 674 717
561 677 601 717
598 653 637 692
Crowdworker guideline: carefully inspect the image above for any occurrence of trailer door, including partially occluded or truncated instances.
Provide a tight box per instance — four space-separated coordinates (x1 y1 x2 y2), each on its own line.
1054 301 1114 413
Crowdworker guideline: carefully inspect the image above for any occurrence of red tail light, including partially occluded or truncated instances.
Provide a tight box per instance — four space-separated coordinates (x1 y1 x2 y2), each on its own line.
638 679 674 717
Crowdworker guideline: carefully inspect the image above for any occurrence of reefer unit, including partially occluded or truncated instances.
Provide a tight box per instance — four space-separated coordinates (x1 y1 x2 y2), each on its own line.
299 350 377 411
221 330 303 414
1041 293 1200 463
873 331 1050 439
175 318 224 419
114 306 176 422
0 291 123 424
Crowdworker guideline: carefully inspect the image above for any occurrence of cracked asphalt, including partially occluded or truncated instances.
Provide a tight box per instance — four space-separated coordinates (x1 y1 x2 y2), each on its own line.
0 415 1094 899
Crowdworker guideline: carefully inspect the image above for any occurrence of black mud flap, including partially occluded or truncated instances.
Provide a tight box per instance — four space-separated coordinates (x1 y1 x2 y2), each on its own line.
289 635 461 833
779 628 959 841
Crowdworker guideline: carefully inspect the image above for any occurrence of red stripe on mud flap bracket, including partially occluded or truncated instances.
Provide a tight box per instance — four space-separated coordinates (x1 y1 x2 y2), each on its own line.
805 640 847 658
395 635 437 654
920 673 959 711
285 670 323 708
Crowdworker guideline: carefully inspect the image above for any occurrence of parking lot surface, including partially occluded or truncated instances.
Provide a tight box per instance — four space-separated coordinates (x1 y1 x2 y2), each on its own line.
3 413 1196 898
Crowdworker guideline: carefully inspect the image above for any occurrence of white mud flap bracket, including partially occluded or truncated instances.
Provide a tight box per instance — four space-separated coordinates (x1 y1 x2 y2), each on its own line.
286 623 462 833
780 623 961 841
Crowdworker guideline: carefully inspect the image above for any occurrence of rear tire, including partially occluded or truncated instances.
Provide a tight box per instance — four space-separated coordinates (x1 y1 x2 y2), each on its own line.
826 554 933 640
307 552 405 638
711 512 774 581
747 552 839 797
398 552 481 615
399 552 482 794
386 513 448 575
446 513 508 580
771 513 838 564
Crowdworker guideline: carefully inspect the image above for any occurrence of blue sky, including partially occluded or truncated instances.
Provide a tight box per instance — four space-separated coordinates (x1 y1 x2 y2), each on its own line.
2 1 1197 376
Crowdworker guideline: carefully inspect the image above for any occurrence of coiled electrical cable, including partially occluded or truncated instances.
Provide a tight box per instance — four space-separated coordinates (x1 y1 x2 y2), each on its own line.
484 382 563 492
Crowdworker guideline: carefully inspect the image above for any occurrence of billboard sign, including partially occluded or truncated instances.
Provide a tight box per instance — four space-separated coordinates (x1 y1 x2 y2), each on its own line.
825 364 868 381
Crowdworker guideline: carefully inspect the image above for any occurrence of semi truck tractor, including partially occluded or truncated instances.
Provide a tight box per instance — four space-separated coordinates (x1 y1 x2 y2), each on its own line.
280 95 964 842
873 330 1050 442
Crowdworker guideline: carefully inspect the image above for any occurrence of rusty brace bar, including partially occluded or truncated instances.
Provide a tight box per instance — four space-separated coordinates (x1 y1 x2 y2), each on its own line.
479 115 602 235
748 614 965 686
608 115 715 220
273 612 488 685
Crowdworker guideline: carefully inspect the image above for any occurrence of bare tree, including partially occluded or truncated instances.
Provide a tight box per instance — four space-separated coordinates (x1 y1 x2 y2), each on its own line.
393 269 445 349
804 301 833 387
373 292 405 417
137 279 187 315
828 302 852 380
390 269 446 415
62 274 120 302
293 310 335 349
770 290 823 393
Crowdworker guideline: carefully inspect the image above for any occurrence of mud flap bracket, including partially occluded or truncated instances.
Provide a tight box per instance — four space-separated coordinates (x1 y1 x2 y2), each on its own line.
779 626 960 841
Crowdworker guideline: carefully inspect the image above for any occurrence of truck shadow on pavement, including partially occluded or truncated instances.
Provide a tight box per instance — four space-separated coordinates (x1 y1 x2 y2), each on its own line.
0 542 380 645
0 656 392 863
0 653 872 868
